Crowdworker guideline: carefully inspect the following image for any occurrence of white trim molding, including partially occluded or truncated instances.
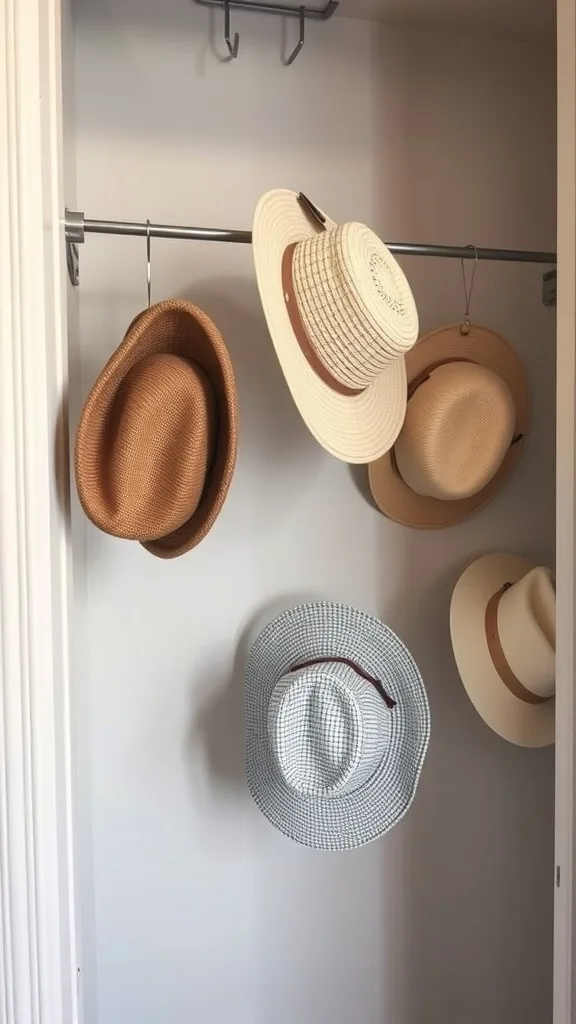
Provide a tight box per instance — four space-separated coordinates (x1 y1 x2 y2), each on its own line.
555 0 576 1021
0 0 79 1021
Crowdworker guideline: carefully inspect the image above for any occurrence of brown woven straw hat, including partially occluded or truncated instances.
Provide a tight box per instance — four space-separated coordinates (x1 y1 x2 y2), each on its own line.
74 299 238 559
368 324 528 527
252 189 419 464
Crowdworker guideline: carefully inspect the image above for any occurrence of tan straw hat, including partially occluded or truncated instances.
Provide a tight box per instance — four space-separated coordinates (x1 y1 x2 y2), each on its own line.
74 299 238 559
368 324 528 527
252 189 419 464
450 553 555 747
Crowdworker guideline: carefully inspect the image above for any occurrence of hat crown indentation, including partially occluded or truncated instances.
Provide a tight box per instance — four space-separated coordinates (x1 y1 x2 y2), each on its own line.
267 662 391 799
497 567 556 699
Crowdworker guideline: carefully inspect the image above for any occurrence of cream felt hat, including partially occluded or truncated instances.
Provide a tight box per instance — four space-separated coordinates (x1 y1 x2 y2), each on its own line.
450 554 555 747
252 190 419 464
368 324 528 527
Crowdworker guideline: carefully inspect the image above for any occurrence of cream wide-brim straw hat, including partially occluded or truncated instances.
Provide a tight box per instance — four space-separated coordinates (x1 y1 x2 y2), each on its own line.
252 190 419 464
450 553 555 747
368 324 528 527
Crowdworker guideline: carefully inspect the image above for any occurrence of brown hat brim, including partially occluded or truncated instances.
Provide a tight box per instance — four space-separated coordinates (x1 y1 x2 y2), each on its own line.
367 324 528 528
75 299 238 559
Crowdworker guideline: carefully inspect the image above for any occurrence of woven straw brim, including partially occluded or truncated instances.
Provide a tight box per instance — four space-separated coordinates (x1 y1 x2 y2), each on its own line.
245 602 430 850
450 554 554 747
74 300 238 559
368 324 528 527
252 190 407 464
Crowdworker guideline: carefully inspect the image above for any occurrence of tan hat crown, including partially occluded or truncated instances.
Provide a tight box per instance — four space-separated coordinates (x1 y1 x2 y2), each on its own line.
394 361 516 501
495 568 556 701
292 222 419 390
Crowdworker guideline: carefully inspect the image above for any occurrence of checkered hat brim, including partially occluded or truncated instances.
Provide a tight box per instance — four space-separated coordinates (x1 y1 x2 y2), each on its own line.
245 602 430 851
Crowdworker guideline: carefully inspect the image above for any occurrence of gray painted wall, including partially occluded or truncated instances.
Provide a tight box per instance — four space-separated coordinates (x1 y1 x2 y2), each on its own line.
72 5 556 1021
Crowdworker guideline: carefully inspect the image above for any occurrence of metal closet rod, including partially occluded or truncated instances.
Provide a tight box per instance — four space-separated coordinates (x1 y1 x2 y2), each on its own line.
65 214 557 264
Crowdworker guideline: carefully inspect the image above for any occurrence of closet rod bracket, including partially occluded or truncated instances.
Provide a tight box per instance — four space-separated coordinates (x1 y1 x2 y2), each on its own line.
65 209 84 286
542 269 557 307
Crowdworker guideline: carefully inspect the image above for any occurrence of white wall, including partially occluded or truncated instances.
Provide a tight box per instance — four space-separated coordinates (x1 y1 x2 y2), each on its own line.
72 4 556 1023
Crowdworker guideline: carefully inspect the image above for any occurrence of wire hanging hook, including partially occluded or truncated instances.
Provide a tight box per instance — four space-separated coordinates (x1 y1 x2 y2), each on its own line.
286 7 305 65
224 0 239 58
146 219 152 307
460 244 478 336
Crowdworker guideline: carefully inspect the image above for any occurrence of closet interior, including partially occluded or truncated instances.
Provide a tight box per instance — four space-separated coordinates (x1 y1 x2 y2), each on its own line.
67 0 557 1022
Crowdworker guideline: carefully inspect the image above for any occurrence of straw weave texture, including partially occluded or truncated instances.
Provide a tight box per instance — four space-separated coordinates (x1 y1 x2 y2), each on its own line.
368 324 528 527
394 361 516 500
75 299 238 558
293 223 418 389
252 190 417 463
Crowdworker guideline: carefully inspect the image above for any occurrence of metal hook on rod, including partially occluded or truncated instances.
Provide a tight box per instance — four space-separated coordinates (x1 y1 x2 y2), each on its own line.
224 0 239 58
460 244 478 336
146 219 152 307
286 6 305 65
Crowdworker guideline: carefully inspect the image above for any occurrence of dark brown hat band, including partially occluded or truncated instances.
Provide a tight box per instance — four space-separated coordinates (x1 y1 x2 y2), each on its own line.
290 656 397 710
484 584 552 706
281 242 363 398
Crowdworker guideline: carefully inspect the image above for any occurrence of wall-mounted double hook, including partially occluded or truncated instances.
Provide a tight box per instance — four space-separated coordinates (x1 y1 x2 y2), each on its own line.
197 0 339 65
224 0 239 58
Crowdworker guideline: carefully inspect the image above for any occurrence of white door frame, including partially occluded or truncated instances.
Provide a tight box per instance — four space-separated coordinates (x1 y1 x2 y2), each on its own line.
555 1 576 1022
0 0 79 1021
1 1 575 1023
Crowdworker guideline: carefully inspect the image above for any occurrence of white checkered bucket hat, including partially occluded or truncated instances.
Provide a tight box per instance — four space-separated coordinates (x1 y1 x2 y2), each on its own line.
245 602 430 850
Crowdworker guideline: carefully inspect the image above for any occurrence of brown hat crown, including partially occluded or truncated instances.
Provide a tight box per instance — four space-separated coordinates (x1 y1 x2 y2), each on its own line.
75 300 238 559
98 353 216 540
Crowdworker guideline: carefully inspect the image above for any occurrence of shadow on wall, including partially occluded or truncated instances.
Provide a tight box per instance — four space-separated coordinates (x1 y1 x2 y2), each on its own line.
176 278 313 472
369 23 555 1024
175 277 327 535
177 220 555 1022
186 591 326 811
73 273 325 577
380 546 554 1024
